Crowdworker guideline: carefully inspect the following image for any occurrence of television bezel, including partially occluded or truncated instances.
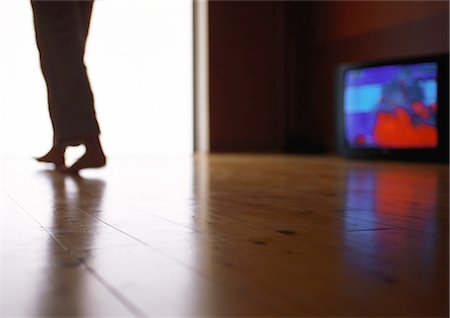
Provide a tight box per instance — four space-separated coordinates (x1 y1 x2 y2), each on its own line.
336 54 449 162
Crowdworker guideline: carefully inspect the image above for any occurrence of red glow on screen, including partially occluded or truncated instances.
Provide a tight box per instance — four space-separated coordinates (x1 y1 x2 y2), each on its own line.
374 107 438 148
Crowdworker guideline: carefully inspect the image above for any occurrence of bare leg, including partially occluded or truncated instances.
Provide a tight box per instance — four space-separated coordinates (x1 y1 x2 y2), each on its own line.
32 1 100 173
67 136 106 172
35 145 66 169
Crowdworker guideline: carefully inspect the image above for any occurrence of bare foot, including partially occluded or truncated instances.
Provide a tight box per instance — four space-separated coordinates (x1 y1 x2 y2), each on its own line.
66 136 106 172
67 151 106 172
35 146 66 169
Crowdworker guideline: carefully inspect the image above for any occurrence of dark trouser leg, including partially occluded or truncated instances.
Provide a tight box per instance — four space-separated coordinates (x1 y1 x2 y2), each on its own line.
31 1 100 147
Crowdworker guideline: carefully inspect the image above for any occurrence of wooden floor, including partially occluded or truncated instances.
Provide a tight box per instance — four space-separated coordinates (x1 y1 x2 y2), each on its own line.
1 154 448 317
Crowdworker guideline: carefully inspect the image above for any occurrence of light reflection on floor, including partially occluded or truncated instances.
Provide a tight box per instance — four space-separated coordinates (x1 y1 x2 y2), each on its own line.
1 155 448 317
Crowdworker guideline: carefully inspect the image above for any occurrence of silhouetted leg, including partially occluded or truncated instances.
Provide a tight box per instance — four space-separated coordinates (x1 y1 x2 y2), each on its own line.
31 1 105 170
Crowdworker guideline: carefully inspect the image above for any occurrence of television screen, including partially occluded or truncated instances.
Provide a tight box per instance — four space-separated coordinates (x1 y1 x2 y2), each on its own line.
344 62 438 149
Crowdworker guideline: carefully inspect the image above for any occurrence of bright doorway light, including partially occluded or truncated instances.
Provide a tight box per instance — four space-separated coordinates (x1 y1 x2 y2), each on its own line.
0 0 193 158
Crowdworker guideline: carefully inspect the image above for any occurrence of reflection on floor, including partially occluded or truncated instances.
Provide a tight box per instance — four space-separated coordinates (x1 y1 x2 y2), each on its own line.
1 155 448 317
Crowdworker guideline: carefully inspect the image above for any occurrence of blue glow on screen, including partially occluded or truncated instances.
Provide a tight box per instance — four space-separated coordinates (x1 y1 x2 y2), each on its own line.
343 62 438 149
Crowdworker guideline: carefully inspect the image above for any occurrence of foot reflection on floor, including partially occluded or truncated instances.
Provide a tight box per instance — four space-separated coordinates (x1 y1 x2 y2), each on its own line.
1 155 448 317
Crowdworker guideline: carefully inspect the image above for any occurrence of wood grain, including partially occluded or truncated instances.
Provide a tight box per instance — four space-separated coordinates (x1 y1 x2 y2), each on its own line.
1 155 448 317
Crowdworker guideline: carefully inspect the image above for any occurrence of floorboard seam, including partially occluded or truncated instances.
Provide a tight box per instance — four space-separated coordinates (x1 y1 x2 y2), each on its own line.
4 191 145 318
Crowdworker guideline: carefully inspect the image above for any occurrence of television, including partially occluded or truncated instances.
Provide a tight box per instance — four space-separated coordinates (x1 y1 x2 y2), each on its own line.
336 54 449 162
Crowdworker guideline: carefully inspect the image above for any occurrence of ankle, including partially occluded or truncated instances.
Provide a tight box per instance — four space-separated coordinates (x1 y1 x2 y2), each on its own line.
83 136 103 152
55 146 66 153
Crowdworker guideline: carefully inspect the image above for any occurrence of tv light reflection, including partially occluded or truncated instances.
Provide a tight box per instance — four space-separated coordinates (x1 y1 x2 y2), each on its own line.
343 167 440 272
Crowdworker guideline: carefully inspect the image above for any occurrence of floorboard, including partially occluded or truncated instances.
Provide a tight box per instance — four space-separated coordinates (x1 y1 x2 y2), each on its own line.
1 154 448 317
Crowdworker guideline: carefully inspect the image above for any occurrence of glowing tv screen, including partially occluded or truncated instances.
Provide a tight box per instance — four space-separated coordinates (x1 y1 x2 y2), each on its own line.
336 54 448 162
343 62 438 149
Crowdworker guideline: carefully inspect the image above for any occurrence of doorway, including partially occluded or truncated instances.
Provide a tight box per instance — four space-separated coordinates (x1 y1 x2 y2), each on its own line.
0 0 193 158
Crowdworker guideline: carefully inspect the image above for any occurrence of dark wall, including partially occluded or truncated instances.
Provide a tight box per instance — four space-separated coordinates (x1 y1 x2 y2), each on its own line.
208 1 285 152
285 1 449 152
208 1 449 153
